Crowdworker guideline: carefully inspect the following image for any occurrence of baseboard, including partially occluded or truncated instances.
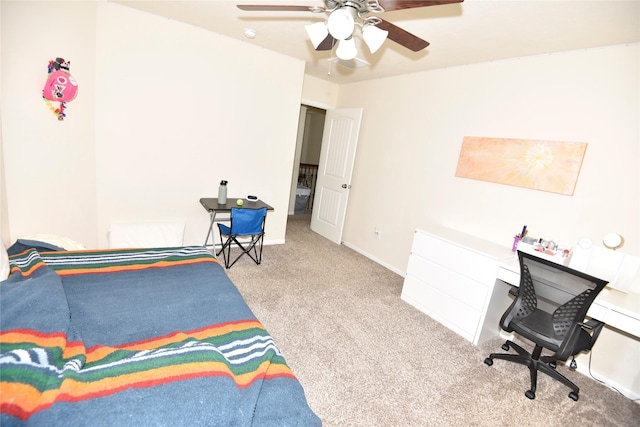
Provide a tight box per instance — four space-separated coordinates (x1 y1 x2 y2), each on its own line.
342 241 404 277
263 238 285 246
573 359 640 402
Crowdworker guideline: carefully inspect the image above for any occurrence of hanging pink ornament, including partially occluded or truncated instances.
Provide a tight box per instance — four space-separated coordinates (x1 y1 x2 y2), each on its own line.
43 69 78 102
42 58 78 120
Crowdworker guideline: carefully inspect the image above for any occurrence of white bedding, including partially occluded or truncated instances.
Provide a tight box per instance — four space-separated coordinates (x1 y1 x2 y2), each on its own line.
108 221 185 248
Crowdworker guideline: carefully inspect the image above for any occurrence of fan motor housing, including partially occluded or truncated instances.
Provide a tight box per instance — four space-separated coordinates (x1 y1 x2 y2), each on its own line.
328 1 380 15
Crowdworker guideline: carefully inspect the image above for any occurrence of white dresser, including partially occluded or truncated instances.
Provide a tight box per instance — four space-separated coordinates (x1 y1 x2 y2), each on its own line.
401 226 514 345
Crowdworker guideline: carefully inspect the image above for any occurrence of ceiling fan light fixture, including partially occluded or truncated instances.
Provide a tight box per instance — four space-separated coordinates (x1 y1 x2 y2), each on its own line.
362 24 388 54
336 37 357 60
305 22 329 49
327 7 356 40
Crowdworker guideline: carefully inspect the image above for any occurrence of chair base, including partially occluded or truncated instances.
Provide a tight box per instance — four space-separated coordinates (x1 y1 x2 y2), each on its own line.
484 340 580 401
217 234 264 269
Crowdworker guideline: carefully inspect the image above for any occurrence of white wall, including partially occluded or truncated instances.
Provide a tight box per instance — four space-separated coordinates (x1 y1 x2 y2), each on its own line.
302 74 339 109
93 3 304 247
333 44 640 398
1 1 98 246
2 1 305 248
338 45 640 274
0 2 9 247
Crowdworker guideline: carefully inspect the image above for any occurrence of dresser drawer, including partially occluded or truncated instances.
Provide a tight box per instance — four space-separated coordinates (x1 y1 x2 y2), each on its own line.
406 255 489 311
411 231 498 285
401 275 481 342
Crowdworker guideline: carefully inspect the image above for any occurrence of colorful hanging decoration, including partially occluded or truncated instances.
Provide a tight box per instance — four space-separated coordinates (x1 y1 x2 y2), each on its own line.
42 57 78 121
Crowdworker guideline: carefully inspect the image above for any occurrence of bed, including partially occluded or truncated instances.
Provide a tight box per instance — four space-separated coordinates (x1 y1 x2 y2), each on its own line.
0 243 321 426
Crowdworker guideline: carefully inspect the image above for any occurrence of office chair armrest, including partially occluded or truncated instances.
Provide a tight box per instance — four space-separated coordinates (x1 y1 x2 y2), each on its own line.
579 318 605 349
579 318 603 330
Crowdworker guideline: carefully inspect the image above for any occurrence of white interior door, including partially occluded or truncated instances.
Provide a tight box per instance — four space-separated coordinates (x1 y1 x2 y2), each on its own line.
310 108 363 244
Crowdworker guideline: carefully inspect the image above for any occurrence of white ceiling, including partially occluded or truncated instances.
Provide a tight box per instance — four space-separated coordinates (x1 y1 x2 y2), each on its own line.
113 0 640 84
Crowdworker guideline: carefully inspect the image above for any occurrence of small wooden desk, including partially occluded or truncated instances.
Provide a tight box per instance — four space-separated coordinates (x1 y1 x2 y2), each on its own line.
200 198 274 250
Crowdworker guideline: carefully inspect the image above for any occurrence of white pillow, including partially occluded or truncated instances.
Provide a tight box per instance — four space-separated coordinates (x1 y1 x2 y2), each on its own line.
108 221 185 248
18 234 86 251
1 239 9 281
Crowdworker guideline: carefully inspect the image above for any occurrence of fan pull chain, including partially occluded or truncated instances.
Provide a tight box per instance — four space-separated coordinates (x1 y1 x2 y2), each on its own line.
327 38 337 76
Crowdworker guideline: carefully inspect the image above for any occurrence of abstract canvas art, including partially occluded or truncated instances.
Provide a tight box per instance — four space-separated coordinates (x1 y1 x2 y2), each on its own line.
455 136 587 196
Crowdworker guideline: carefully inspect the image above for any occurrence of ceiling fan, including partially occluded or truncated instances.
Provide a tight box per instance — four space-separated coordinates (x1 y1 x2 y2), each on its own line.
237 1 464 60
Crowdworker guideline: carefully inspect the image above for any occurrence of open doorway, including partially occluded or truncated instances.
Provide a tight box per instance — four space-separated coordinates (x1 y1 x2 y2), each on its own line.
288 105 326 220
289 106 363 243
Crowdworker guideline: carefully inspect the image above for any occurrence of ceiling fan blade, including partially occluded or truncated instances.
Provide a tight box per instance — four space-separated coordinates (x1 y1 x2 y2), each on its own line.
315 34 336 51
376 19 429 52
378 0 463 12
237 5 318 12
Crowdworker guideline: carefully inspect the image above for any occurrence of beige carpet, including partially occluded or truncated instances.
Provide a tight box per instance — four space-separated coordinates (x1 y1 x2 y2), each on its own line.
225 213 639 426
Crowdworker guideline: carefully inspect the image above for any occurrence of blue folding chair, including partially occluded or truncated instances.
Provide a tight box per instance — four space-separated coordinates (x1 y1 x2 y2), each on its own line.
217 207 267 268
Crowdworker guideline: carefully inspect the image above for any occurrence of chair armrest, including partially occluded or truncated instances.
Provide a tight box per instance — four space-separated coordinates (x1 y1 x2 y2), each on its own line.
579 318 603 330
579 318 605 350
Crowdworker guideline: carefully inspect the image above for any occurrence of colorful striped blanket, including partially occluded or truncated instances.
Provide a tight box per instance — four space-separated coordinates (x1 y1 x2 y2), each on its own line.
1 247 320 426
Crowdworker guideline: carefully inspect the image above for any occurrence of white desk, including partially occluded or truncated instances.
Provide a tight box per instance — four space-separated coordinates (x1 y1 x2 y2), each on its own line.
401 226 640 399
497 257 640 338
402 226 640 344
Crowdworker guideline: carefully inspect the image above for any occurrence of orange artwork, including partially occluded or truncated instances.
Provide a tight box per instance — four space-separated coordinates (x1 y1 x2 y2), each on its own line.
455 136 588 196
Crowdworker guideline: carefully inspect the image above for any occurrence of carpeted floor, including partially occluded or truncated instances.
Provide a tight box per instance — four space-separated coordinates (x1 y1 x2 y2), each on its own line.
225 213 640 426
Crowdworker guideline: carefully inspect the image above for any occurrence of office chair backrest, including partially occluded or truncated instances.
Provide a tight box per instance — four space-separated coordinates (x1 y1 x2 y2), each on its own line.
502 251 608 357
230 207 267 235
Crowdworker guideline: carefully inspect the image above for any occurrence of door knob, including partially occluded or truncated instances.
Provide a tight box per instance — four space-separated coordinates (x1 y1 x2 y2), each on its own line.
341 184 351 189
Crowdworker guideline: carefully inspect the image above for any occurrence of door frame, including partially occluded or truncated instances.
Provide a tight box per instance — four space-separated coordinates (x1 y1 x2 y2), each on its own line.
289 100 333 215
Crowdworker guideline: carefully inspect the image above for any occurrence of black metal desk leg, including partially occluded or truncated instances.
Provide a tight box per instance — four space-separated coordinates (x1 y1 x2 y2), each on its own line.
203 210 217 249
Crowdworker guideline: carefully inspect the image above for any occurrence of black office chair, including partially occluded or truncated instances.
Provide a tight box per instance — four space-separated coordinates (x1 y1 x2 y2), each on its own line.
484 250 608 401
217 207 267 269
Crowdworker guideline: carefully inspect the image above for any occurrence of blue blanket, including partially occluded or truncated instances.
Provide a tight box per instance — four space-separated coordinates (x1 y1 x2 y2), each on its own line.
1 247 320 426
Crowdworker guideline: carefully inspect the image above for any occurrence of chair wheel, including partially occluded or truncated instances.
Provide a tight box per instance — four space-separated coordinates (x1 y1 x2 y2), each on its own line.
525 390 535 400
501 343 510 351
484 358 493 366
569 391 579 401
